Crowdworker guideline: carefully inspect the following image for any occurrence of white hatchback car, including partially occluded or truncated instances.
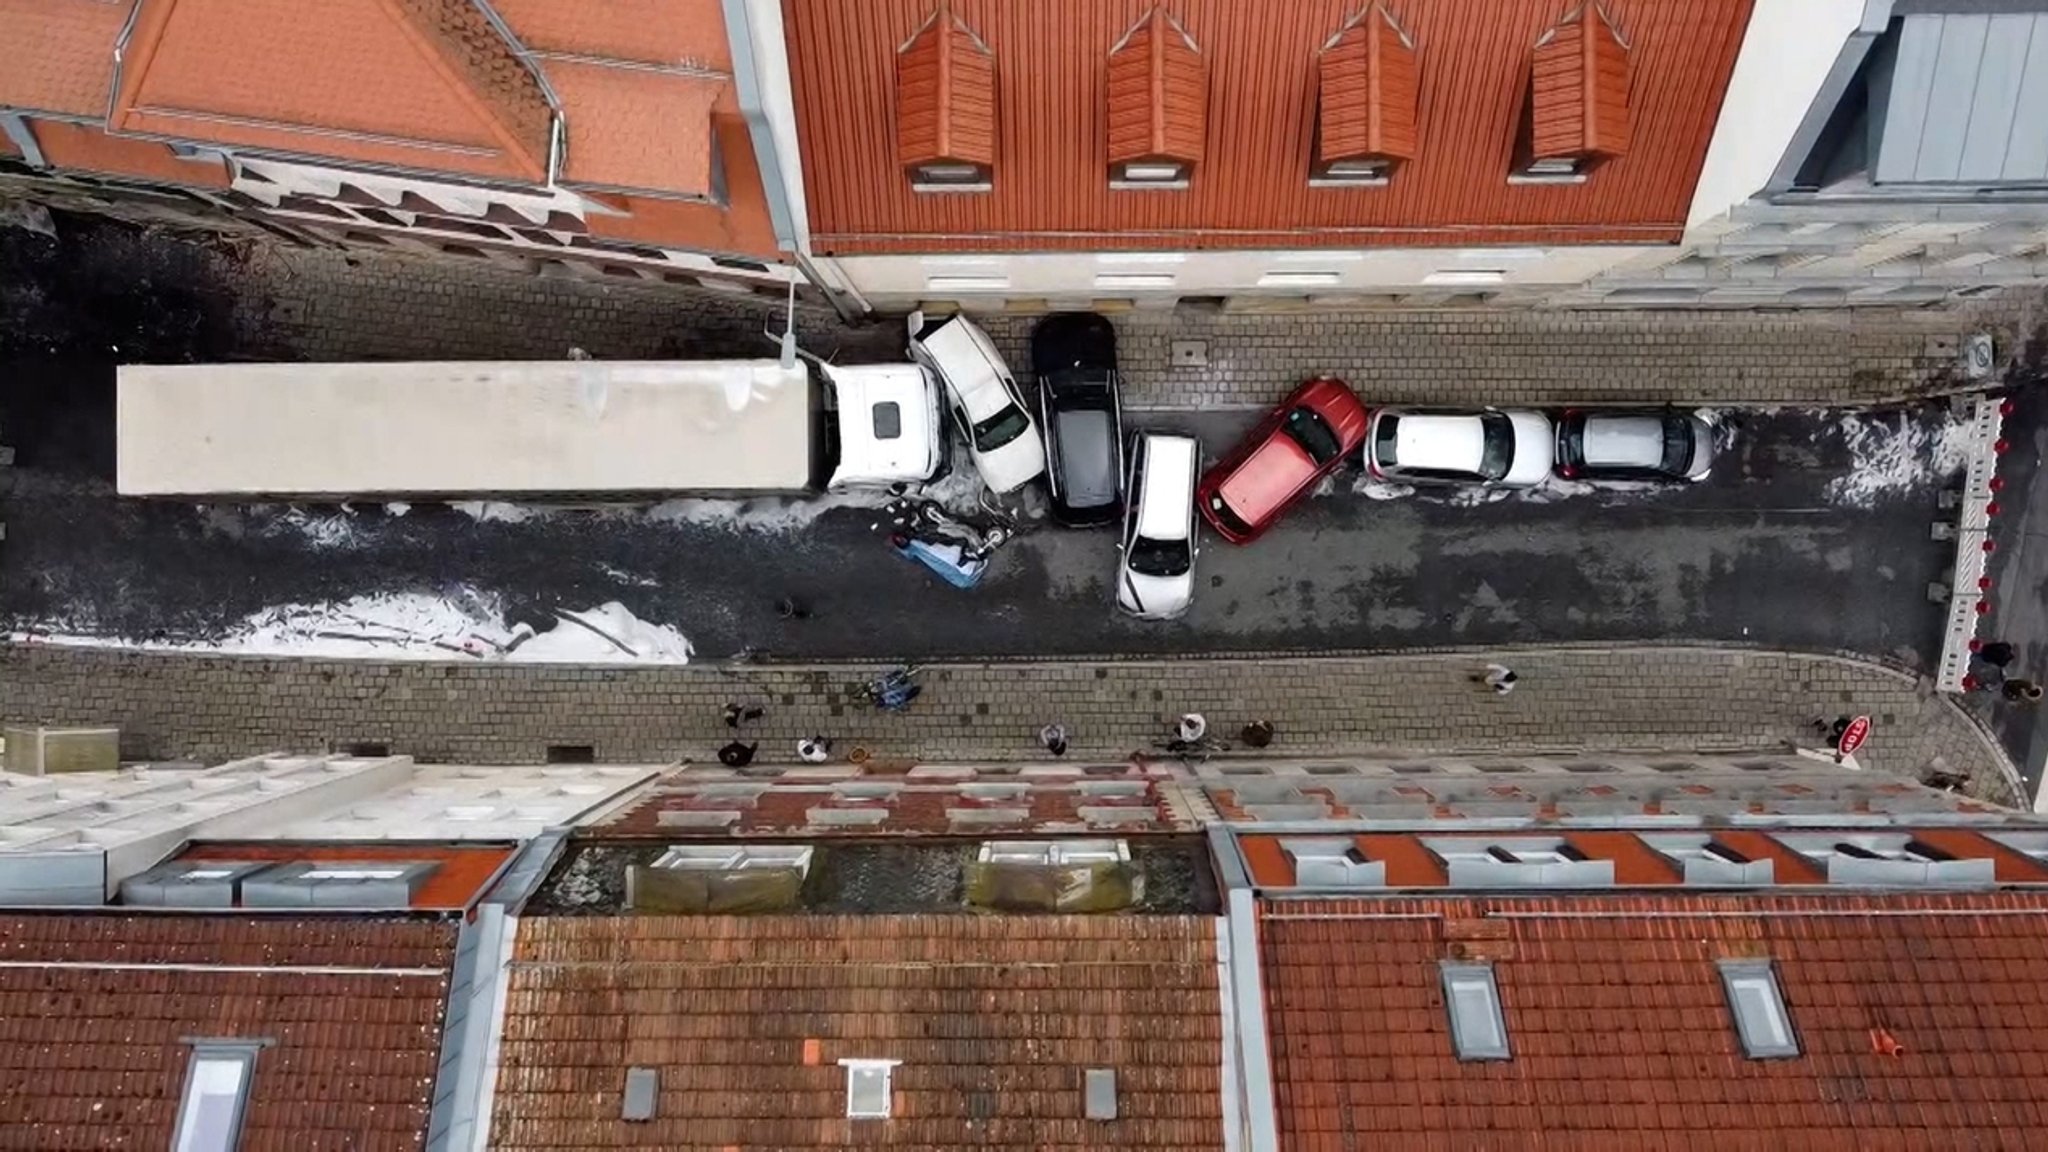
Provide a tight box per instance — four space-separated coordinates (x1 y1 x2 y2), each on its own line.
1366 407 1555 488
1116 432 1200 620
907 311 1046 494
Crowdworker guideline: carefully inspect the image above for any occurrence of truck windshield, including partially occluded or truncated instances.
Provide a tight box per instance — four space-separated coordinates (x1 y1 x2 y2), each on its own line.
973 405 1031 452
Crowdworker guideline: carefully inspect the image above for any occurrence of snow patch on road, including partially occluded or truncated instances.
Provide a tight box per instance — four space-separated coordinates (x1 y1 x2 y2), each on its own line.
10 591 693 664
1353 477 1416 501
1824 409 1971 507
269 506 360 549
451 500 541 524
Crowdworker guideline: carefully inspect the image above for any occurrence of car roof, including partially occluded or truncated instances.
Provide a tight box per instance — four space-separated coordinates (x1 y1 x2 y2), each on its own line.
918 315 1014 420
825 363 936 484
1217 434 1314 523
1388 413 1485 472
1581 414 1667 468
1053 407 1117 508
1135 433 1196 540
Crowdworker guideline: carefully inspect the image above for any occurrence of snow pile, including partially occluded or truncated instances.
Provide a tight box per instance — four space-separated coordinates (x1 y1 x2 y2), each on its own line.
10 592 693 664
268 507 361 549
1824 410 1972 507
1353 477 1416 501
451 501 540 524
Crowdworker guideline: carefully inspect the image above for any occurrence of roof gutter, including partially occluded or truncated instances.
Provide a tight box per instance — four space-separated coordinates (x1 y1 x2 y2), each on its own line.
719 0 799 251
1209 827 1279 1152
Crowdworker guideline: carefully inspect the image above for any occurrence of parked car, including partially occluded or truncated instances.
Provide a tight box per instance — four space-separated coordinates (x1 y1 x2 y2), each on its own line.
1554 408 1717 483
907 311 1046 494
1366 407 1554 488
1116 432 1200 621
1198 375 1368 543
1030 312 1125 526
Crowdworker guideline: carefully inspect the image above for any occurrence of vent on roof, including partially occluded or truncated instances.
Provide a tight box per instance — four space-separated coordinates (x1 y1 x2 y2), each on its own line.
1106 7 1207 188
1424 836 1614 888
121 860 273 908
239 861 439 909
1314 2 1417 185
839 1059 898 1119
172 1041 263 1152
1084 1068 1118 1121
622 1067 658 1121
624 844 815 914
1283 838 1385 888
967 839 1142 912
653 844 815 877
1441 962 1511 1061
1774 833 1993 888
1520 1 1631 180
897 4 997 192
1642 834 1774 886
979 839 1128 865
1718 959 1799 1059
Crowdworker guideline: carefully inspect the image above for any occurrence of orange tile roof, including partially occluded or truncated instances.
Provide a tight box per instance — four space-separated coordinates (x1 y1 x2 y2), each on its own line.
489 0 731 69
1316 2 1418 165
544 60 724 198
0 0 132 117
0 913 454 1152
785 0 1753 253
1531 1 1632 162
1105 7 1206 167
1261 891 2048 1149
26 118 232 187
110 0 551 183
493 914 1225 1150
896 4 997 170
176 842 515 909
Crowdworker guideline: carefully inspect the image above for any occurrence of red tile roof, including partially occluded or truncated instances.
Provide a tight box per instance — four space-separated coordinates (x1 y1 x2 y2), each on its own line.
1106 7 1206 168
1531 1 1633 162
1260 891 2048 1149
591 768 1189 837
546 61 725 198
896 4 998 170
110 0 552 182
493 914 1225 1150
1316 3 1418 166
489 0 731 69
785 0 1753 253
0 913 455 1152
26 118 233 188
175 842 515 909
0 0 132 117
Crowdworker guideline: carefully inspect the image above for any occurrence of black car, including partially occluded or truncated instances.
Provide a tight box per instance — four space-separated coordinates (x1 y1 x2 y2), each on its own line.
1554 408 1718 483
1030 312 1125 526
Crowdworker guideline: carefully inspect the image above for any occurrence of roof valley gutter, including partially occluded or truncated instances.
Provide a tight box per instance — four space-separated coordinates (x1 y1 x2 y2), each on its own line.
426 831 567 1152
106 0 148 125
1210 827 1278 1152
466 0 565 187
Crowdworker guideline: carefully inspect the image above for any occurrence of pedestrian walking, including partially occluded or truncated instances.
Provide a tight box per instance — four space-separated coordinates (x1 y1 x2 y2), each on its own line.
723 702 764 728
1039 723 1069 757
1472 663 1518 695
1976 640 2017 667
797 736 832 764
718 740 758 768
1175 713 1208 743
2003 678 2043 703
1240 719 1275 749
1814 715 1853 747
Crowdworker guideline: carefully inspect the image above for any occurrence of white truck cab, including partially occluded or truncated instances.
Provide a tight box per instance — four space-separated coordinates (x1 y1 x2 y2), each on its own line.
823 362 945 490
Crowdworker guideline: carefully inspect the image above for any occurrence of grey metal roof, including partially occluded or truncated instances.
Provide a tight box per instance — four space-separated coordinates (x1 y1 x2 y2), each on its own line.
1874 11 2048 184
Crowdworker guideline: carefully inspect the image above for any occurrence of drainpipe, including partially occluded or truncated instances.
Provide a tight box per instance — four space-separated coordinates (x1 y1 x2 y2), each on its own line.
1208 827 1280 1152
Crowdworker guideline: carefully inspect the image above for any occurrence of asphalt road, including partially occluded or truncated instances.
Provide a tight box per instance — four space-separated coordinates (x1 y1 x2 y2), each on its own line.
0 361 1962 665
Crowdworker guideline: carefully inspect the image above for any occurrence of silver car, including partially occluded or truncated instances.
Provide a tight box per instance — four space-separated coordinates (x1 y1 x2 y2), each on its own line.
1554 409 1717 482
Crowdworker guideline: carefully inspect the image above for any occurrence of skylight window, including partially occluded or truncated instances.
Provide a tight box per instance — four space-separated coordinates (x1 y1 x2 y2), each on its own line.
1424 837 1614 888
839 1058 899 1119
1111 160 1190 188
978 839 1129 866
1282 839 1385 887
1440 962 1510 1061
172 1044 259 1152
653 844 814 878
1718 960 1799 1059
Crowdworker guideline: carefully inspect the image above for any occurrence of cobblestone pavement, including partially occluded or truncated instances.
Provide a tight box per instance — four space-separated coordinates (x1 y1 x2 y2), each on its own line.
0 642 2017 807
236 243 2047 409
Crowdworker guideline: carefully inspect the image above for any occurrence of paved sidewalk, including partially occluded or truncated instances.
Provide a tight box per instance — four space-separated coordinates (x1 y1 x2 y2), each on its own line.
236 243 2046 408
0 643 2017 807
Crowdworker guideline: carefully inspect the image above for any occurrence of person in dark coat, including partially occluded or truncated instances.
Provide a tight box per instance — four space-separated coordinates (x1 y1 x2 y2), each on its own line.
718 740 758 767
1241 720 1275 749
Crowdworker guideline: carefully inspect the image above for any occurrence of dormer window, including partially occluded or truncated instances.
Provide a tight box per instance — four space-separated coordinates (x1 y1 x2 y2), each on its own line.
1516 3 1631 182
911 161 991 190
1106 8 1206 190
896 5 997 193
1424 836 1614 888
1313 2 1417 187
1774 832 1993 887
1113 160 1190 186
1522 156 1584 178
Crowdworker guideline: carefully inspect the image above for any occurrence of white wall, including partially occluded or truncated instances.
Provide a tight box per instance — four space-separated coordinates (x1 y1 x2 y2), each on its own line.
824 244 1668 305
1686 0 1866 229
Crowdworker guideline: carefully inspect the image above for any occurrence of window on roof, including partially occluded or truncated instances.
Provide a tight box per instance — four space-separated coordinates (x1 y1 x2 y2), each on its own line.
1424 836 1614 889
654 844 815 878
1440 962 1510 1061
1717 960 1799 1059
839 1058 899 1119
1310 156 1392 186
1642 834 1775 886
911 161 992 192
172 1044 260 1152
1520 156 1583 178
1282 838 1384 887
978 839 1130 866
1111 160 1189 188
301 867 409 881
1772 832 1992 887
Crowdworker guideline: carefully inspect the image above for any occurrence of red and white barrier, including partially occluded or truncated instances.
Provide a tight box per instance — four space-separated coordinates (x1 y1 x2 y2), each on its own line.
1939 396 2011 693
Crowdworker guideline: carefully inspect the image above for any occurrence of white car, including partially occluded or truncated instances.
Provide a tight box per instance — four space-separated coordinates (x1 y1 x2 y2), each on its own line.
1116 432 1199 620
907 311 1046 494
1366 407 1555 488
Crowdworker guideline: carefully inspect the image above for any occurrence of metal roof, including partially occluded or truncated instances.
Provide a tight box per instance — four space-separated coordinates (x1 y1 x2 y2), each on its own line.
1873 11 2048 184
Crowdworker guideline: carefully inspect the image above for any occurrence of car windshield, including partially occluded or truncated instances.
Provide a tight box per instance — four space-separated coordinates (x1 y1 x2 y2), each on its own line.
1478 412 1514 481
1128 534 1190 578
972 404 1031 452
1660 415 1696 475
1281 406 1343 465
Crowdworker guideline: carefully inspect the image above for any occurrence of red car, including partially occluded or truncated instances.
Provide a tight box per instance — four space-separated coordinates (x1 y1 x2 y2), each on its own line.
1198 376 1369 544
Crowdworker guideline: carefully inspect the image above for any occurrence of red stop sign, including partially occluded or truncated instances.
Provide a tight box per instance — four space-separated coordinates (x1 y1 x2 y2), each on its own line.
1837 715 1872 759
